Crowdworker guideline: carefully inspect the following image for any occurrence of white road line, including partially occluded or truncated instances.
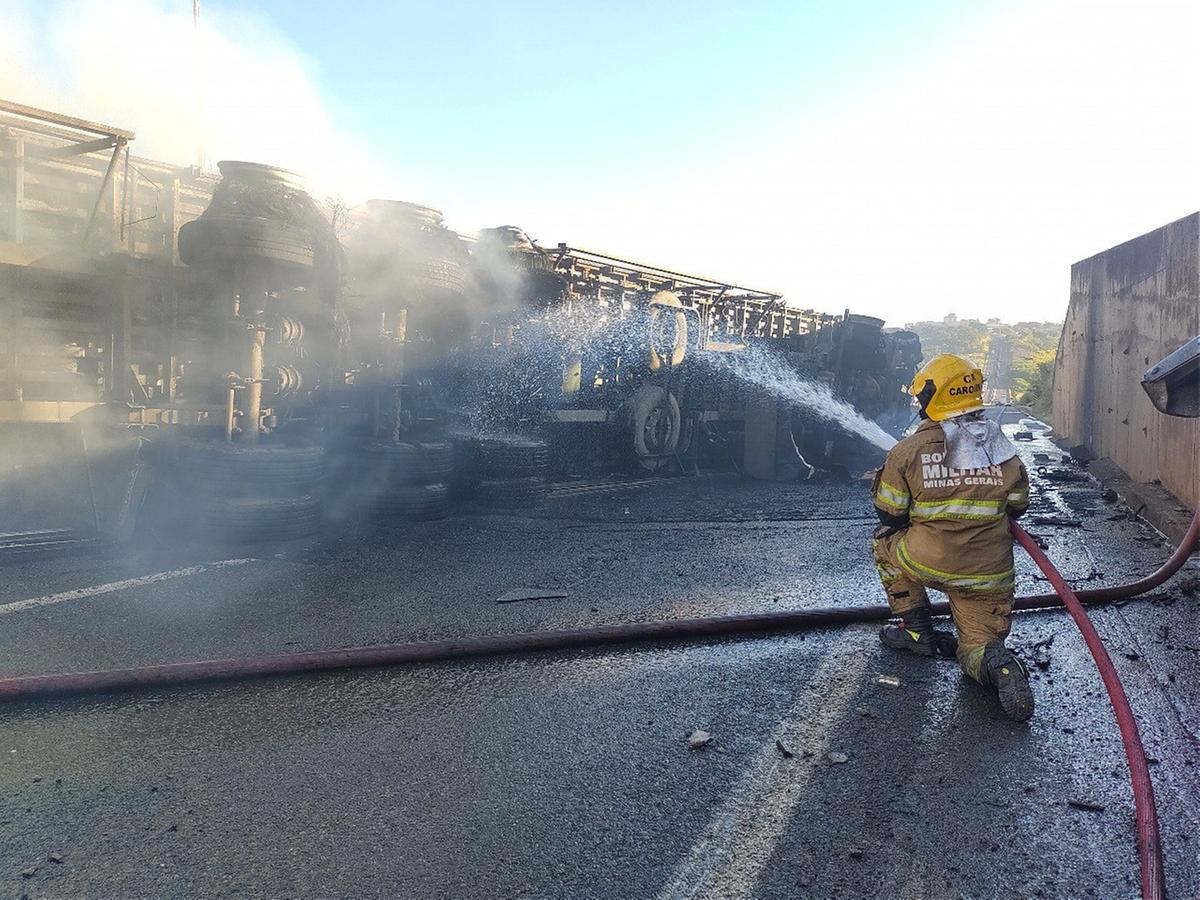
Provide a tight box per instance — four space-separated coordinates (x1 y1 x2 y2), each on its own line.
656 636 875 900
0 559 256 617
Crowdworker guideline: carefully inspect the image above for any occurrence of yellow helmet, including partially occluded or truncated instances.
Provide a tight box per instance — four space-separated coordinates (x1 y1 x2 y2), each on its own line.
909 354 984 421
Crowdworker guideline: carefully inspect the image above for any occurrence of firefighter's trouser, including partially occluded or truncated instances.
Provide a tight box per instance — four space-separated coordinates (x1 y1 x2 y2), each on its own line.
873 531 1013 682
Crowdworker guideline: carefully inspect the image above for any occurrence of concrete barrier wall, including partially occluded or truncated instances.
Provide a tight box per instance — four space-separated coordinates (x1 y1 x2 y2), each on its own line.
1052 213 1200 510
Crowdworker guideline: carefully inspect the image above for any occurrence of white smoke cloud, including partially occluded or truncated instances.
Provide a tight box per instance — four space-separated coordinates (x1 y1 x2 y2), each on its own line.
0 0 402 201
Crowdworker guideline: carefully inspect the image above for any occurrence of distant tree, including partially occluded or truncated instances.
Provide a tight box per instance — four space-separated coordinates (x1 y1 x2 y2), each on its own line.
907 318 1062 413
907 320 989 363
1011 347 1056 396
1017 355 1056 419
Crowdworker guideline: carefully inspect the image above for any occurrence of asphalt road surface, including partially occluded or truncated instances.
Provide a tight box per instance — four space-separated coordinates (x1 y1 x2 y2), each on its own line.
2 432 1198 899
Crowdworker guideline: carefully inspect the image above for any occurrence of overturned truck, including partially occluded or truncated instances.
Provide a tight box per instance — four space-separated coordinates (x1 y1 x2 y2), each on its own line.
0 99 918 551
346 213 919 476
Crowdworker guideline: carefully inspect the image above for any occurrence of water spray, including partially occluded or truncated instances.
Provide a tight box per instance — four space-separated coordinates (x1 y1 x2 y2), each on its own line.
701 342 899 451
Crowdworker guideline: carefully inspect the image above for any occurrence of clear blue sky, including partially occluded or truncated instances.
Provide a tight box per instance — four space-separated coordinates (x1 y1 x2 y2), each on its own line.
212 0 979 186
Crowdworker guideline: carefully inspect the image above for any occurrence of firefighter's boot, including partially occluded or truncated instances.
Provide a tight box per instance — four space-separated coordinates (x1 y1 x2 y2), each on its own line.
879 607 955 658
979 643 1034 722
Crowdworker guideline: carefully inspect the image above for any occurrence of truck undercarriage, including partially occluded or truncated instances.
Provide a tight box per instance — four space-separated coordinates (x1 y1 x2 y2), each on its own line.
1 99 920 552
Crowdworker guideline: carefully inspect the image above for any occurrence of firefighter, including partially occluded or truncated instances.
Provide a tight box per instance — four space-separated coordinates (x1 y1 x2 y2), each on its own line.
871 354 1034 721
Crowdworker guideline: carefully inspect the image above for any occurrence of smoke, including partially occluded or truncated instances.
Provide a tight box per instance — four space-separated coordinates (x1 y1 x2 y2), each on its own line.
0 0 400 201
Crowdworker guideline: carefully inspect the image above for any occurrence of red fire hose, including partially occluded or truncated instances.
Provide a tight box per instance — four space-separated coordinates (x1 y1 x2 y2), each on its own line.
1012 521 1167 900
0 514 1193 898
1021 507 1200 608
0 511 1195 706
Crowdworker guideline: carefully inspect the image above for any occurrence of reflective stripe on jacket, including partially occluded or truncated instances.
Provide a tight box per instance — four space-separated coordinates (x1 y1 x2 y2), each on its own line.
871 419 1029 591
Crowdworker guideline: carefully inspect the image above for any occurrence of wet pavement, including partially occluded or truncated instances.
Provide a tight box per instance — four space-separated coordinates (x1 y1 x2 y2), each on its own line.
1 429 1198 899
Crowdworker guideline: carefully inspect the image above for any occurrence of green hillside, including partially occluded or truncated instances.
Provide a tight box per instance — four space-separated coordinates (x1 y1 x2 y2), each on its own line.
905 317 1061 417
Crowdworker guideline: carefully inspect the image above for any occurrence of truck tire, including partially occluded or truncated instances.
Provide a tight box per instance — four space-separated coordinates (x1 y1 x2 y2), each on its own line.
450 435 480 471
369 482 450 520
479 439 550 477
415 441 455 480
409 257 468 296
175 437 325 497
179 216 316 269
364 440 454 484
193 494 321 542
624 385 681 472
647 291 688 371
476 476 547 509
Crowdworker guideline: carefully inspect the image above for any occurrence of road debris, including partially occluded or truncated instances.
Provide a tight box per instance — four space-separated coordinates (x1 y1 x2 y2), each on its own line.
1179 575 1200 597
686 729 712 750
827 751 849 765
21 866 37 878
48 852 63 864
1038 466 1089 483
848 848 865 859
1067 799 1106 813
1030 515 1084 528
875 675 901 687
1031 637 1054 670
1024 531 1051 549
1067 444 1095 464
774 739 794 759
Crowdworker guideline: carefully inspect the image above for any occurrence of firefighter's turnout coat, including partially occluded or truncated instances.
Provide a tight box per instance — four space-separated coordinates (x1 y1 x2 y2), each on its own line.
873 419 1029 594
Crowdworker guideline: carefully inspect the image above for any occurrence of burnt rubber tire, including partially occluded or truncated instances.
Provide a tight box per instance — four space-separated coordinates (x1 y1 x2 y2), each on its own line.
478 439 550 477
476 476 547 509
415 441 455 480
623 385 681 472
369 482 450 521
364 441 454 485
178 216 315 268
409 257 468 295
174 438 326 497
449 435 481 470
447 436 482 500
192 494 321 542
